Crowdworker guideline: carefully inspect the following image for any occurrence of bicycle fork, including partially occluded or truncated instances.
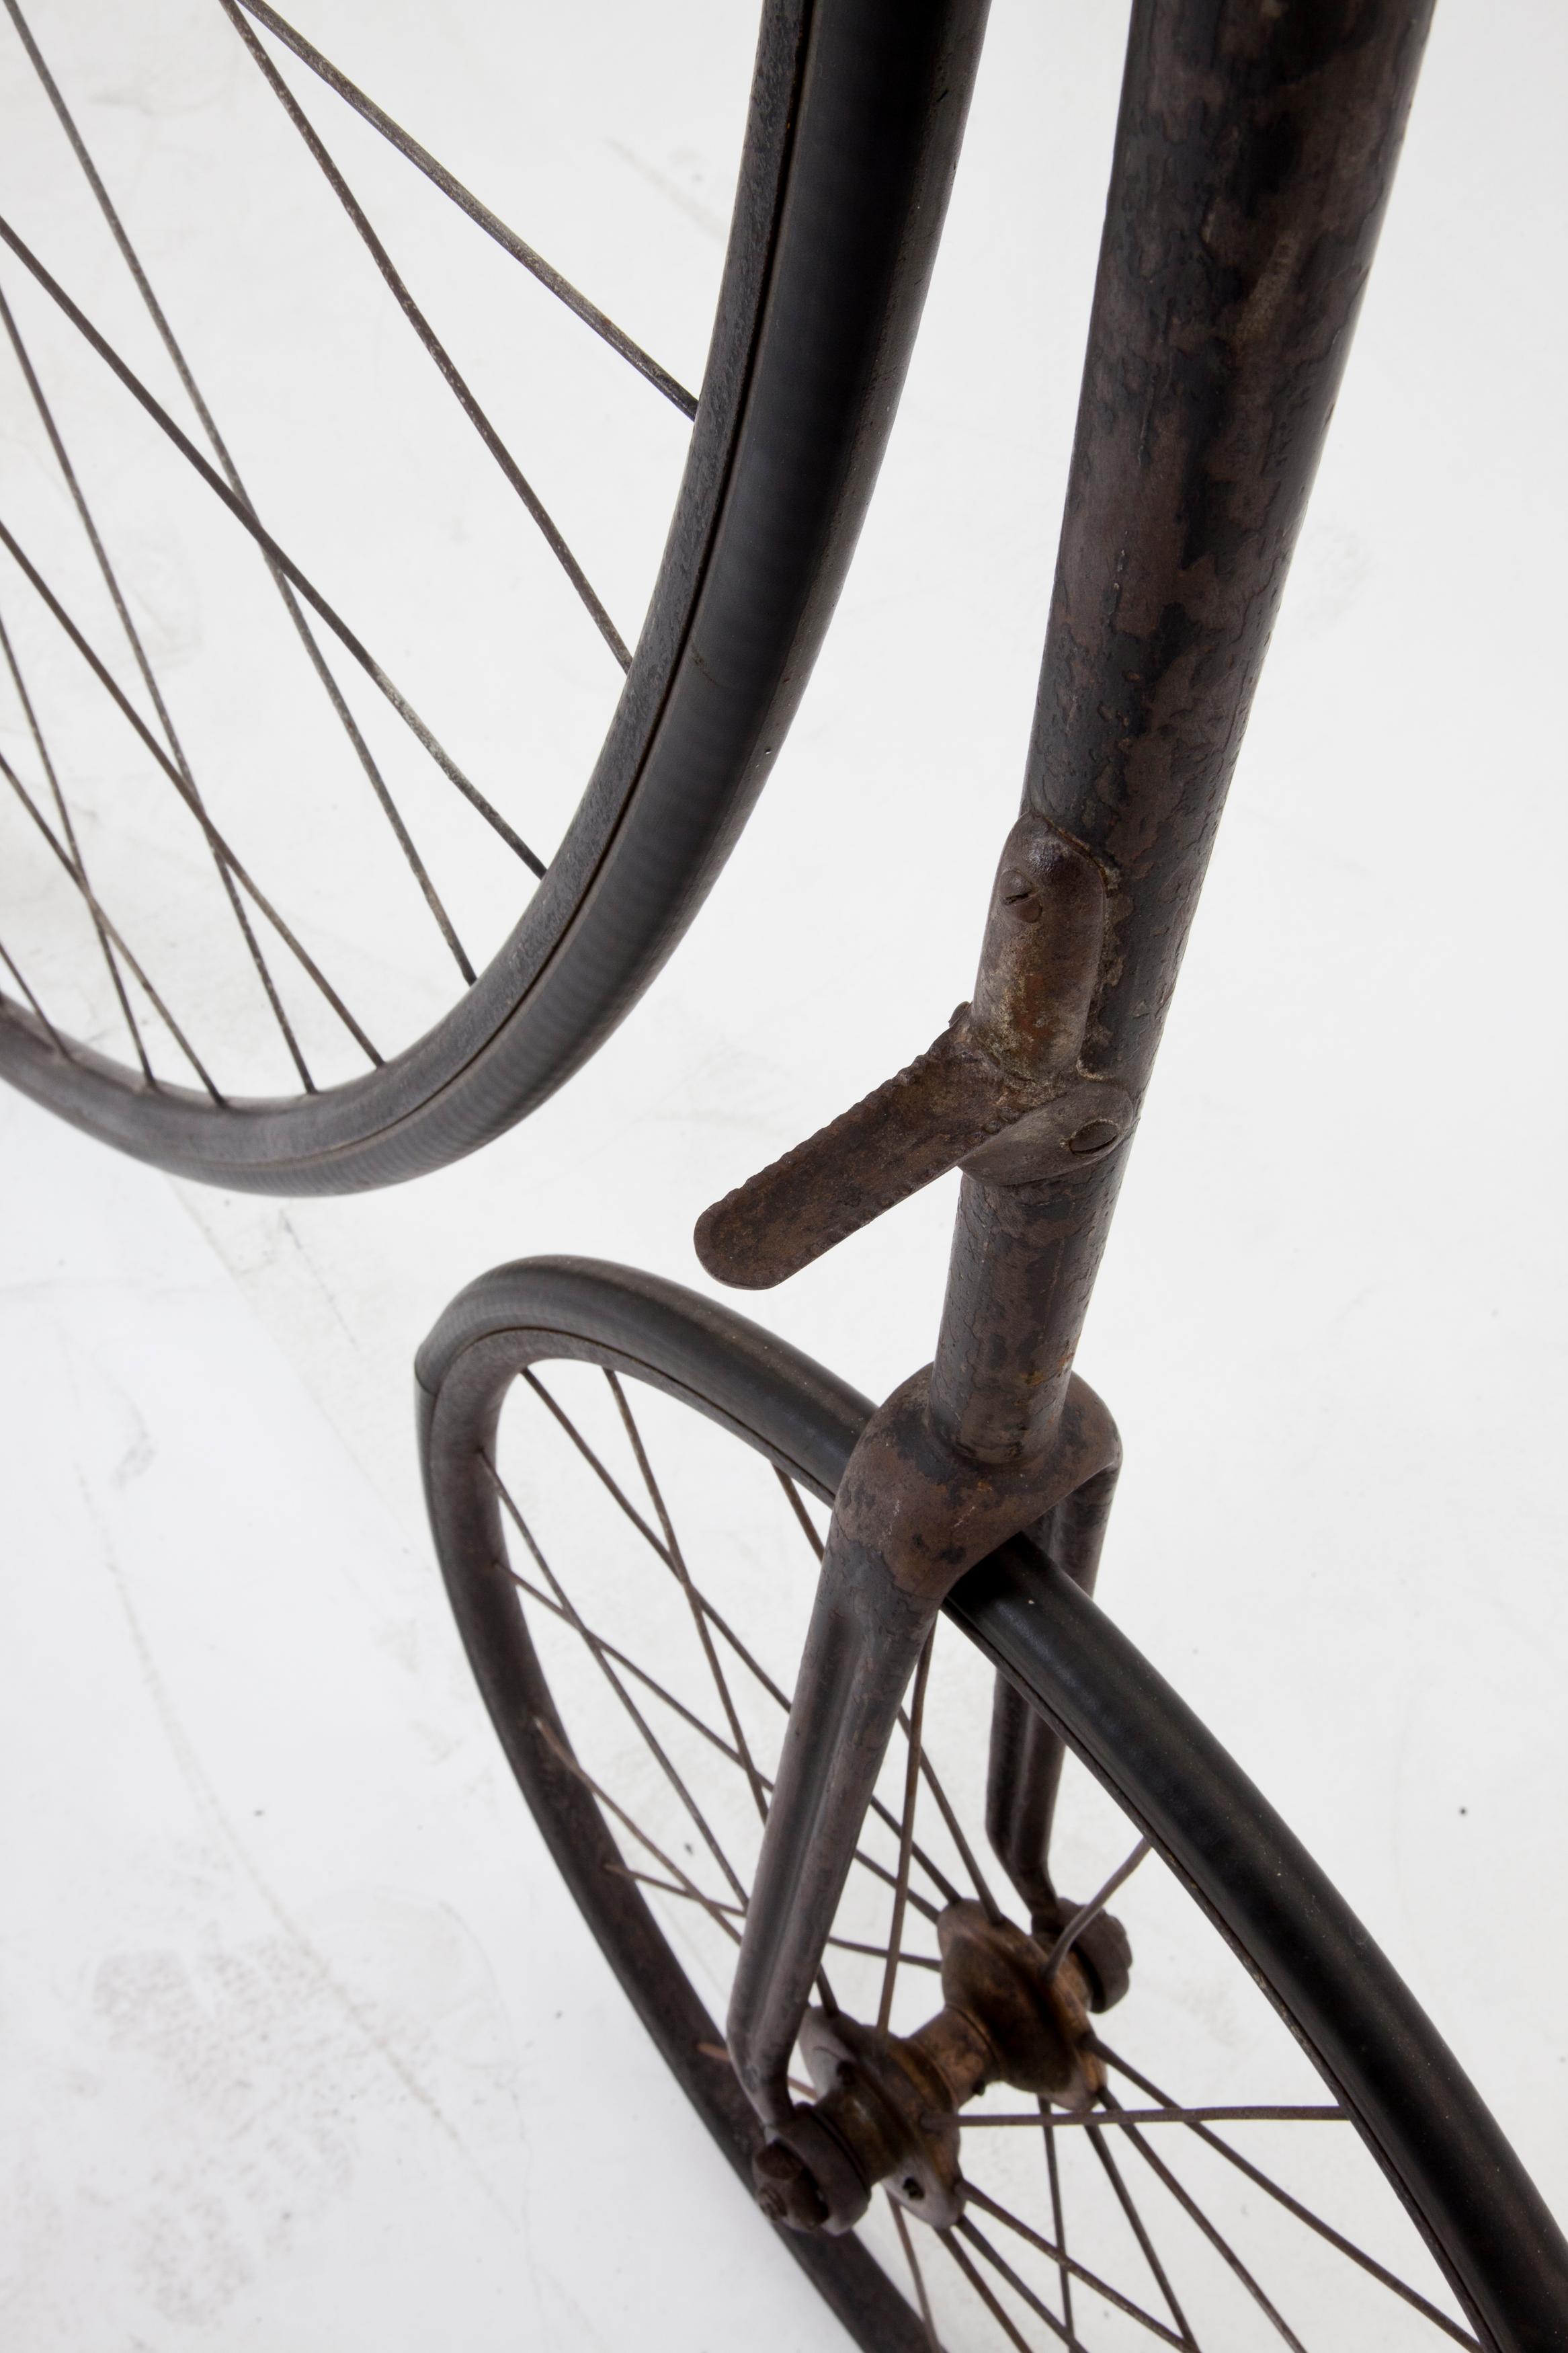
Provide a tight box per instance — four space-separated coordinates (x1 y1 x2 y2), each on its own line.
705 818 1130 2226
694 0 1436 2238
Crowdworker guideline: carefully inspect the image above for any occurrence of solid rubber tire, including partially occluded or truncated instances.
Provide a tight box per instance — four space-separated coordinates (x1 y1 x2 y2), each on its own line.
417 1258 1568 2353
0 0 989 1192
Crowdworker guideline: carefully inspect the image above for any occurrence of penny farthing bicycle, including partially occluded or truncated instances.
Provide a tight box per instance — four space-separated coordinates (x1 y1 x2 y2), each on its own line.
5 1 1567 2348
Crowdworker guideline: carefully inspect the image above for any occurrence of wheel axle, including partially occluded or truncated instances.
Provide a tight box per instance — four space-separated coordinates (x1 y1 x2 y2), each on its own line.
751 1898 1126 2235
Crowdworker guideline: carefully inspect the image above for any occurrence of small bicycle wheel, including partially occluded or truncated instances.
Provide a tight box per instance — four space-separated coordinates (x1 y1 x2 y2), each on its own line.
0 0 985 1190
418 1258 1568 2353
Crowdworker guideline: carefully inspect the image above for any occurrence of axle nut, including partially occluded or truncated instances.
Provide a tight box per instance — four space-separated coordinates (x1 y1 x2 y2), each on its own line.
1037 1899 1133 2011
1075 1907 1132 2009
752 2137 829 2233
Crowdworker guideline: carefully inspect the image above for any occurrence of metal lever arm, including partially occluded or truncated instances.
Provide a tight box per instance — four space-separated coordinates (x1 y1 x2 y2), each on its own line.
696 815 1132 1288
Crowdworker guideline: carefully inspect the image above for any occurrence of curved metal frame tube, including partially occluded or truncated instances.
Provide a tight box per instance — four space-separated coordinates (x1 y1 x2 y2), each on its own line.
728 0 1441 2155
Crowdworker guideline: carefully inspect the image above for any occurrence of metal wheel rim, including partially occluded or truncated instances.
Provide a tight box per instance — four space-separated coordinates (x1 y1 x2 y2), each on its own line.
0 0 989 1192
418 1259 1564 2352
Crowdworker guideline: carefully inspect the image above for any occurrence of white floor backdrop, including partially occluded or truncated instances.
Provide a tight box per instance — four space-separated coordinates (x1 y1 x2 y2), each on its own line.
2 2 1565 2347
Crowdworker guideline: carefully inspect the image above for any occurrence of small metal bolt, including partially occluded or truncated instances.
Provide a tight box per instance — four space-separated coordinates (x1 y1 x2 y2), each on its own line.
752 2138 829 2233
1067 1118 1120 1156
1001 871 1044 923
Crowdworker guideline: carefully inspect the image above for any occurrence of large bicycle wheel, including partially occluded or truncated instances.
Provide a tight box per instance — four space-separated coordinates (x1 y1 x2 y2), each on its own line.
0 0 985 1191
417 1258 1567 2353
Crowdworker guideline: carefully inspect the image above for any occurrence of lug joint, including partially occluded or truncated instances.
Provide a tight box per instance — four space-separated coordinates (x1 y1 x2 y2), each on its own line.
696 815 1132 1291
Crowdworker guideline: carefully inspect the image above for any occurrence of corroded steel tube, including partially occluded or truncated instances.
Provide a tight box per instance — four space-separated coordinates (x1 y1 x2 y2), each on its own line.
932 0 1436 1466
733 0 1438 2149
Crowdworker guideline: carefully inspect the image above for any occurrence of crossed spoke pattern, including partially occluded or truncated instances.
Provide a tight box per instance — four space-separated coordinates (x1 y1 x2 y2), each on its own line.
483 1356 1484 2352
0 0 695 1097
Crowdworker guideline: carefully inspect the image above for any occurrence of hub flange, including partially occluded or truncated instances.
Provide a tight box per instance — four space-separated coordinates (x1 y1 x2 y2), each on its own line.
751 1899 1120 2235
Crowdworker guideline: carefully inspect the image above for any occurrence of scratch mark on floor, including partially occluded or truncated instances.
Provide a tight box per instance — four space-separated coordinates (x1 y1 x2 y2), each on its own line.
76 1470 512 2226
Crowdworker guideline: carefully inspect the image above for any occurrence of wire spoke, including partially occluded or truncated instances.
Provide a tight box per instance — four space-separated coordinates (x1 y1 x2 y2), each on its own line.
491 1373 1461 2350
936 2227 1034 2353
7 0 542 886
493 1442 844 2026
1044 2117 1074 2344
959 2106 1346 2130
495 1374 1450 2351
0 599 155 1081
487 1473 749 1906
609 1864 741 1917
9 7 416 976
292 623 482 976
487 1469 744 1757
0 926 67 1051
0 277 320 1084
908 1718 1003 1921
1100 2090 1307 2352
953 2215 1092 2352
0 741 222 1096
1091 2043 1479 2347
848 1837 942 1927
607 1866 939 1972
7 0 538 902
1044 1839 1151 1983
962 2178 1186 2348
0 206 540 879
828 1935 940 1972
883 1806 962 1908
520 1367 678 1564
483 1450 941 1928
889 2197 944 2353
0 518 381 1063
534 1713 741 1948
775 1468 826 1557
878 1631 932 2031
230 0 697 418
606 1368 772 1825
218 0 630 669
518 1368 798 1716
1086 2124 1200 2350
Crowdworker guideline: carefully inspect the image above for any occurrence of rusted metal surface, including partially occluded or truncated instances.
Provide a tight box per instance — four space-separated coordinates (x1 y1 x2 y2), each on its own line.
696 813 1134 1288
716 0 1440 2199
759 1901 1105 2236
987 1464 1120 1936
695 1016 1026 1292
934 0 1436 1469
930 1157 1128 1465
417 1260 1568 2334
727 1367 1120 2126
1026 0 1436 1113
